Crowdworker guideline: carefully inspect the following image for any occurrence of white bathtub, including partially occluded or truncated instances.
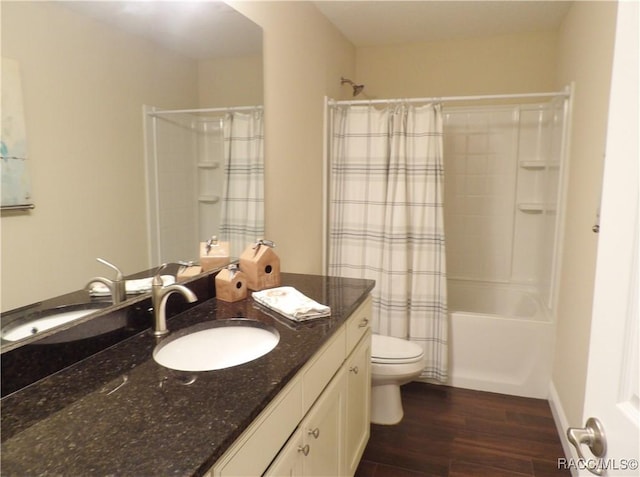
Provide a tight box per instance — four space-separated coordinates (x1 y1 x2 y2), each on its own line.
445 280 555 399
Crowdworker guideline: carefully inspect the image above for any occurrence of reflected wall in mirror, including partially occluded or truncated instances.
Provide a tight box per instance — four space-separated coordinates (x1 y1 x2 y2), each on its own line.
1 2 263 317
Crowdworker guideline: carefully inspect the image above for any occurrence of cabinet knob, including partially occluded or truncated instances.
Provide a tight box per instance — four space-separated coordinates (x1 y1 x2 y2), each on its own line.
298 444 310 456
358 318 369 328
349 366 359 374
308 427 320 439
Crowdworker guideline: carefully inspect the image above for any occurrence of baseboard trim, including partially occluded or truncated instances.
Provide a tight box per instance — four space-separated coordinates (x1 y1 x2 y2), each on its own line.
548 380 580 477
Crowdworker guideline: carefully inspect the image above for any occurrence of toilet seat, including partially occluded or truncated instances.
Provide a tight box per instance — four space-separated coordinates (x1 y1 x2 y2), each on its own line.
371 334 424 364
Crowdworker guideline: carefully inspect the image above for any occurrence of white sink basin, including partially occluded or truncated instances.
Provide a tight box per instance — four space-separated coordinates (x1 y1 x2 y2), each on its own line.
153 319 280 372
2 304 109 342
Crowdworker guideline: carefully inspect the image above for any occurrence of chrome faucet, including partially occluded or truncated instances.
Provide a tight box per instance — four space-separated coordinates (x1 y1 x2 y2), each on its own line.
152 264 197 337
86 258 126 305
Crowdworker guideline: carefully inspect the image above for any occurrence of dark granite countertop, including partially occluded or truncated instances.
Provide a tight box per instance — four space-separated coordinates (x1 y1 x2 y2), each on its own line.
1 273 374 477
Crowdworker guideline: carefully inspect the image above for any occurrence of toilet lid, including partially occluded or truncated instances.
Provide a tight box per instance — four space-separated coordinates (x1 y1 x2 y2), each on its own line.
371 334 424 363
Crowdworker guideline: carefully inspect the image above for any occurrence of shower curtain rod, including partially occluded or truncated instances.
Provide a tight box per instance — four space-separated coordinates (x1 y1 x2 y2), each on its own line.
328 89 570 106
147 105 263 116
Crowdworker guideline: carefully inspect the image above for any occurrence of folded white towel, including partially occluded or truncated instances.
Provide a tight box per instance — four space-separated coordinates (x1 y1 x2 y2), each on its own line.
88 275 176 296
252 286 331 322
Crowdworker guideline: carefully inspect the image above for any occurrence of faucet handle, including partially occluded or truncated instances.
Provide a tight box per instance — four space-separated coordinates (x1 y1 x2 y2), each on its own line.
153 263 169 287
96 258 124 281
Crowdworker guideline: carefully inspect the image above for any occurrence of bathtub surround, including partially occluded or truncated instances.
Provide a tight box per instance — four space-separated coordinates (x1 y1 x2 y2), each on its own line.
145 108 221 264
447 280 555 399
438 97 570 399
327 103 448 382
144 106 264 264
443 100 569 311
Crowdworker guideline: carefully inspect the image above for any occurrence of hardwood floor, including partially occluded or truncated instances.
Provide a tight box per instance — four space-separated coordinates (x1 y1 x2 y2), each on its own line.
355 382 570 477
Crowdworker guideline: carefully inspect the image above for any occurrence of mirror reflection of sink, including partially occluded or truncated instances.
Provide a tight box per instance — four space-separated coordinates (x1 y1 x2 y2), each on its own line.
153 319 280 372
1 303 111 342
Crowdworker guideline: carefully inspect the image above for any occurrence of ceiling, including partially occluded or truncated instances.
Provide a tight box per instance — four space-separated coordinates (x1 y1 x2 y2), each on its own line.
60 1 573 60
314 1 573 47
59 1 262 60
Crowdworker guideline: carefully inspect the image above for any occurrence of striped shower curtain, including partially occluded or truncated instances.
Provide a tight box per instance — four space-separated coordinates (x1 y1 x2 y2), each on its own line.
220 110 265 258
328 103 448 381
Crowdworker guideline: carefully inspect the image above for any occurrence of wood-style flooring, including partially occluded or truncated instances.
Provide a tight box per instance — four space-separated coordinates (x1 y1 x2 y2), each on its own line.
355 382 570 477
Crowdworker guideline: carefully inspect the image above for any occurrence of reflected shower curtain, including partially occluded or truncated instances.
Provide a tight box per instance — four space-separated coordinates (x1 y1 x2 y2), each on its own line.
329 103 448 381
220 110 265 258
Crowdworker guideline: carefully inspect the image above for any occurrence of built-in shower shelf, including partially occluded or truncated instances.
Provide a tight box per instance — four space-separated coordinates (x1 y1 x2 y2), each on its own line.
198 195 220 204
518 203 545 213
518 202 546 214
197 162 220 169
519 161 547 170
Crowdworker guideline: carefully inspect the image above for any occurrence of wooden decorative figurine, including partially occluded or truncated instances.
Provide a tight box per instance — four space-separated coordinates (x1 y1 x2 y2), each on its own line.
239 239 281 291
177 265 202 282
200 236 230 272
215 265 248 302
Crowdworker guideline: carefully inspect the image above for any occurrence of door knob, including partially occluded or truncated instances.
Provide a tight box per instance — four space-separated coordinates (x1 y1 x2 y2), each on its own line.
567 417 607 476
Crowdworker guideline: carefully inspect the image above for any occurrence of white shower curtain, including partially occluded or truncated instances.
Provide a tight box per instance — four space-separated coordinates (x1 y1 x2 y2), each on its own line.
328 103 448 381
220 110 265 258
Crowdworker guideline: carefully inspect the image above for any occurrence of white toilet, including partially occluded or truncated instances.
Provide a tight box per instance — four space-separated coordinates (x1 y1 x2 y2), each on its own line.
370 334 425 425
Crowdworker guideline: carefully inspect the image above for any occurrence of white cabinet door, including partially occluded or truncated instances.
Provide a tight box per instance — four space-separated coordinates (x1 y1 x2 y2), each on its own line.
266 367 347 477
303 367 347 476
344 331 371 476
265 429 305 477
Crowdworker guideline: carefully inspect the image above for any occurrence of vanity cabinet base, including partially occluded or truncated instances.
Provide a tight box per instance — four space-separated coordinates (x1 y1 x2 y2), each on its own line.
210 297 372 477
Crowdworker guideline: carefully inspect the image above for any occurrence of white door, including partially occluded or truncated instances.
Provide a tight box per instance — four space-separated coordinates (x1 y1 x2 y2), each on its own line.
569 2 640 476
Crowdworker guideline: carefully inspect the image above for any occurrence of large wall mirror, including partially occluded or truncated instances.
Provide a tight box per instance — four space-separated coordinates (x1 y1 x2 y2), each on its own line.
0 1 263 347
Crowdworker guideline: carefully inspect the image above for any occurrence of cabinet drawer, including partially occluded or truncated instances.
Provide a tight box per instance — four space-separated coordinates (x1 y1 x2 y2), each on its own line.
302 327 346 412
345 296 372 352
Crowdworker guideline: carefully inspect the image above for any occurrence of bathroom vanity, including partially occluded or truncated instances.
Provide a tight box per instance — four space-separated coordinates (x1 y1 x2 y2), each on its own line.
0 272 374 476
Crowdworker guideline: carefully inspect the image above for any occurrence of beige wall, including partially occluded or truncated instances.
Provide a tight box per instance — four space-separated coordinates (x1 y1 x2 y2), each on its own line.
227 1 356 274
0 2 199 311
198 55 263 107
552 1 618 425
355 30 558 98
